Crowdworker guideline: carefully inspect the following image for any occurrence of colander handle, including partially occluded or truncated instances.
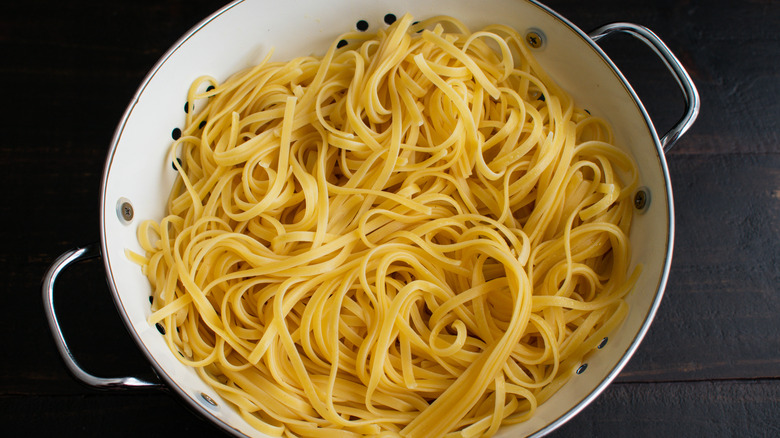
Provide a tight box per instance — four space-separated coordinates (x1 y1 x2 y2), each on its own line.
589 22 700 153
42 243 162 389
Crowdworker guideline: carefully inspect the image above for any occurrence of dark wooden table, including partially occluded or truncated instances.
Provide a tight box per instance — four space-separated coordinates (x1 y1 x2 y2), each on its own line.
3 0 778 436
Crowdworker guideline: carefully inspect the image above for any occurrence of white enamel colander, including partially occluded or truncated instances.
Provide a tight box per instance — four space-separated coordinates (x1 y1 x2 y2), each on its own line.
43 0 699 436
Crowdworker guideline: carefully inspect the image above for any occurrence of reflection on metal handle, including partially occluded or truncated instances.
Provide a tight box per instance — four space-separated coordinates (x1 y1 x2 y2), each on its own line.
42 244 161 389
589 22 700 152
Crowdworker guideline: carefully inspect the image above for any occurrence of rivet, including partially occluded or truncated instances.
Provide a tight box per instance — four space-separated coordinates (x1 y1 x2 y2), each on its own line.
116 198 134 224
597 337 609 349
525 30 545 49
121 203 133 221
576 363 588 375
634 189 649 210
201 392 218 407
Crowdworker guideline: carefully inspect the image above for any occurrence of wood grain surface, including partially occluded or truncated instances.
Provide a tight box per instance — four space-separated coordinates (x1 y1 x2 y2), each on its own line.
2 0 778 436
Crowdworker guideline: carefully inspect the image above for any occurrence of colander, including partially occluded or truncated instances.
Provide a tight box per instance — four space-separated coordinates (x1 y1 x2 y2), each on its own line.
43 0 699 436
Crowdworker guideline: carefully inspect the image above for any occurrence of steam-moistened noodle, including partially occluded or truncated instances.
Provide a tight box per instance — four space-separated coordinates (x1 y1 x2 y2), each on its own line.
133 14 639 438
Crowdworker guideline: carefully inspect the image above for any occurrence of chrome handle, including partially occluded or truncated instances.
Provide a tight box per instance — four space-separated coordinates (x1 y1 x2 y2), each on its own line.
589 22 700 152
42 243 161 389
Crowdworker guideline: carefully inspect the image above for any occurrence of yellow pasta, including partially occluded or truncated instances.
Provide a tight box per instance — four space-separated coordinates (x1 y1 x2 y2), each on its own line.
136 14 639 438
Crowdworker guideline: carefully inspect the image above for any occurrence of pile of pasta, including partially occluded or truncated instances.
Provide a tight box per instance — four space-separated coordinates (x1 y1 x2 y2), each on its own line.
135 14 639 438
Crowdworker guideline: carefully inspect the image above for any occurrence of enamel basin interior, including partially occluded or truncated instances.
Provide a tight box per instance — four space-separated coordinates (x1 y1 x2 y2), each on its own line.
99 0 672 436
